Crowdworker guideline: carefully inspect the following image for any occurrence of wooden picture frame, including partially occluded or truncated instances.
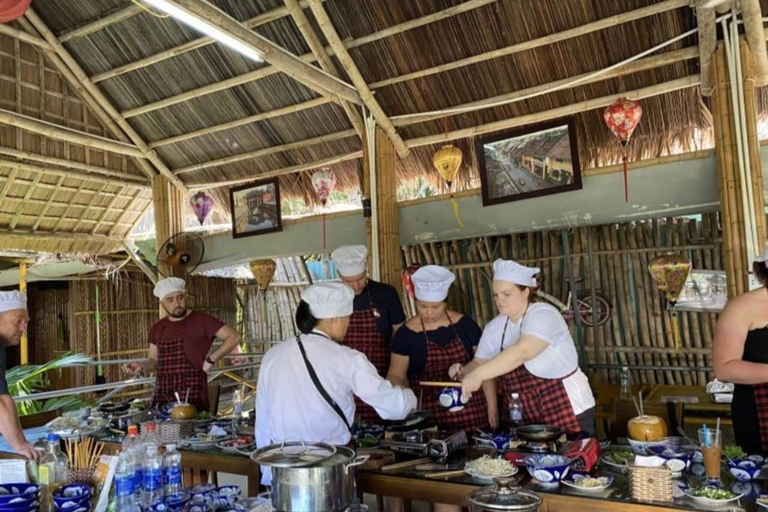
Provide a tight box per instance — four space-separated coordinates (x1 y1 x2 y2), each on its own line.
476 118 582 206
229 178 282 239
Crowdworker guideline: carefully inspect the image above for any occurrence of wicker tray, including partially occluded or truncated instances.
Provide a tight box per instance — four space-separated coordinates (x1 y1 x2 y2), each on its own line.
628 464 673 503
140 420 194 445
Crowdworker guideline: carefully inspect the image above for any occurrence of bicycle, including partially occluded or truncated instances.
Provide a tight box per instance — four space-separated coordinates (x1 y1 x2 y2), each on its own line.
535 286 612 327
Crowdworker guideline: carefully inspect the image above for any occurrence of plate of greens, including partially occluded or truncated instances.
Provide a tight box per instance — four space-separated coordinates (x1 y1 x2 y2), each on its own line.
682 486 743 506
600 450 634 469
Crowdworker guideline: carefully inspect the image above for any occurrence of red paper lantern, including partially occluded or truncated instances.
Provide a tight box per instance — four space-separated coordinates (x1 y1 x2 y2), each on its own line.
0 0 31 23
604 97 643 202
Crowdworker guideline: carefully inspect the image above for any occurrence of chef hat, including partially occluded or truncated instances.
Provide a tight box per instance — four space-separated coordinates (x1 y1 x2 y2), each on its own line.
153 277 186 299
300 282 354 319
755 242 768 264
412 265 455 302
0 291 26 314
492 259 540 287
331 245 368 277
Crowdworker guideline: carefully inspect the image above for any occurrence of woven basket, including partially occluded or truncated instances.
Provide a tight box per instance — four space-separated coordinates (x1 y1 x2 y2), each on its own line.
628 465 673 503
67 468 96 485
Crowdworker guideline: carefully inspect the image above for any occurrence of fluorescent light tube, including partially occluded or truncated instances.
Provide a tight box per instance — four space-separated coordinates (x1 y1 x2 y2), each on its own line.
143 0 264 62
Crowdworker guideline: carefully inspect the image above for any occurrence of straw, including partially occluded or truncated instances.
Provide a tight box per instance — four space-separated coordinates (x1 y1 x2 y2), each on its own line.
638 391 644 417
703 424 710 448
631 397 641 417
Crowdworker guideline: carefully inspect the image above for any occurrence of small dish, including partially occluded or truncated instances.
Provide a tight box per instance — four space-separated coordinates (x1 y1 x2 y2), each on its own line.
728 459 762 482
682 486 744 506
561 473 613 492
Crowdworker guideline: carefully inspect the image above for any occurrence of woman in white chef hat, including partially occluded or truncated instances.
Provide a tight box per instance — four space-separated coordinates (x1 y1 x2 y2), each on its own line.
388 265 497 431
255 282 416 486
449 259 596 438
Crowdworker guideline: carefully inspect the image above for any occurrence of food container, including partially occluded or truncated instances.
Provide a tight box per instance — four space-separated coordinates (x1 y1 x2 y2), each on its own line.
251 441 368 512
467 477 541 512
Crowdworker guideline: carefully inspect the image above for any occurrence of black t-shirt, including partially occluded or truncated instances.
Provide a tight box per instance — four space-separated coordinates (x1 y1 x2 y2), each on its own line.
353 280 406 340
0 347 8 395
390 315 482 376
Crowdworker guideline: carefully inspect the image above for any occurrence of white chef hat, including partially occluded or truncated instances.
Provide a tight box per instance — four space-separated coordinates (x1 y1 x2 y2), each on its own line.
153 277 186 299
755 242 768 264
492 259 540 287
331 245 368 277
301 282 354 319
412 265 455 302
0 291 26 313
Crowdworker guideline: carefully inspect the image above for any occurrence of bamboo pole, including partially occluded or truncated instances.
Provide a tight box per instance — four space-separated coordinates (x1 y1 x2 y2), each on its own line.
58 6 142 43
0 23 49 49
306 0 408 157
0 228 123 244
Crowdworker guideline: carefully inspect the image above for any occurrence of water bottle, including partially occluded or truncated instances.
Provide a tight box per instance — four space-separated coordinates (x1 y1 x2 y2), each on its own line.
162 444 182 496
620 366 631 400
508 393 523 429
39 434 68 512
142 445 163 507
144 422 160 452
122 425 142 500
232 389 243 432
115 450 139 512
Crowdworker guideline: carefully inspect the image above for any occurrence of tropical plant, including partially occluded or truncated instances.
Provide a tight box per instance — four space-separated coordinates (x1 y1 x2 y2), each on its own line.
6 353 92 416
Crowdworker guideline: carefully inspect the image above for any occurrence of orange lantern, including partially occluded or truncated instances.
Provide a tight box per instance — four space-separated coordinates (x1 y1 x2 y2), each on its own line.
250 259 276 291
432 144 465 227
649 253 691 350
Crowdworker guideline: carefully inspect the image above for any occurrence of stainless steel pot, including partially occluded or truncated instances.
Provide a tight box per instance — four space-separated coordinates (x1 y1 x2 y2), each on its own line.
252 441 369 512
467 477 541 512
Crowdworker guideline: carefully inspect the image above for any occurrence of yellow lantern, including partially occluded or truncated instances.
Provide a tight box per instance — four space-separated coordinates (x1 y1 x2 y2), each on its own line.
432 144 465 227
250 259 277 291
649 253 691 350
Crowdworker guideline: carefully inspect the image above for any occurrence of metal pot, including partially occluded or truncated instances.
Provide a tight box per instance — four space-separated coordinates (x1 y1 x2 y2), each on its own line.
252 441 369 512
467 477 541 512
514 425 564 443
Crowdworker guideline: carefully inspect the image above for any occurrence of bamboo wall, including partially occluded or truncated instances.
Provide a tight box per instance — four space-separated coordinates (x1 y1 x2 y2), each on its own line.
247 213 723 387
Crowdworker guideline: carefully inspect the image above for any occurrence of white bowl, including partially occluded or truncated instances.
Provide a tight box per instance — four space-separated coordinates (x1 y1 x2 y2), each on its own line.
627 438 650 455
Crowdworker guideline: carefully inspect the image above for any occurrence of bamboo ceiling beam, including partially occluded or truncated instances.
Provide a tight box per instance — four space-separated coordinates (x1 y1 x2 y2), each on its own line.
91 185 126 235
58 5 142 43
369 0 690 89
15 17 160 183
22 9 190 193
284 0 364 139
160 0 361 106
31 175 65 231
174 129 357 175
0 146 151 183
307 0 408 157
148 97 331 149
52 181 88 232
9 174 40 229
0 169 18 204
0 24 49 49
72 183 108 232
0 156 146 187
5 209 136 229
0 174 144 198
2 195 144 216
0 228 125 245
109 190 145 236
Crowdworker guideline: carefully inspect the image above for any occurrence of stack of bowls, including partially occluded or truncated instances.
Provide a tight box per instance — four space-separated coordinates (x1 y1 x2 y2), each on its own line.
182 485 245 512
52 484 91 512
646 437 695 475
0 484 40 512
524 454 573 486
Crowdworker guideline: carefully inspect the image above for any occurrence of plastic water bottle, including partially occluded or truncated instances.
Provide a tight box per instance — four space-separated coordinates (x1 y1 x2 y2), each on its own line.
39 434 68 512
232 389 243 432
620 366 631 400
115 450 139 512
508 393 523 429
144 422 160 452
142 445 163 507
162 444 182 496
122 425 142 500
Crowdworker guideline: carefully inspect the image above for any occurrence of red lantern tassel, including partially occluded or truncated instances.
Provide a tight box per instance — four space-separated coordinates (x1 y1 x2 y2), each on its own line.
622 152 629 203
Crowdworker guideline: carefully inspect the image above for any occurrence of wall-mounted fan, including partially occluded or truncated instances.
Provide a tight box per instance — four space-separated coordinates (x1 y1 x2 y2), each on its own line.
156 232 205 277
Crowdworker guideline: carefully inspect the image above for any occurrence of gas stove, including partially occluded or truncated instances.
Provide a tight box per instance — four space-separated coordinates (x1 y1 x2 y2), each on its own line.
380 429 467 460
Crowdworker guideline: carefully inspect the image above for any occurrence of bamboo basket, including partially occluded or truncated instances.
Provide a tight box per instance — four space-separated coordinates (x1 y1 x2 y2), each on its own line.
628 464 673 503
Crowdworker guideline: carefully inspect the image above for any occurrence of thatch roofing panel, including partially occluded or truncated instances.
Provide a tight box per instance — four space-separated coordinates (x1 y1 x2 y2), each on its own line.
31 1 126 34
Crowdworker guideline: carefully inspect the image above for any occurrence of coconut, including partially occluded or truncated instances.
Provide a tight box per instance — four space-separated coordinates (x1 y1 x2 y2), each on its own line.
627 415 668 442
171 403 197 420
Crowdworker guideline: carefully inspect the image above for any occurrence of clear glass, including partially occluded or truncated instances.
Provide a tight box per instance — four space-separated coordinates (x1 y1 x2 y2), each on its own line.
698 428 721 482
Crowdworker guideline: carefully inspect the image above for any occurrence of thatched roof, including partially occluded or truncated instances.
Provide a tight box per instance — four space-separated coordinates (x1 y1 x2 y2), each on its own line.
0 0 758 252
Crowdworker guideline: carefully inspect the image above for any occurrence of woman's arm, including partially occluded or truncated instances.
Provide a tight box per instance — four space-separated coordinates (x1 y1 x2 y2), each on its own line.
713 299 768 384
481 378 499 429
386 354 410 388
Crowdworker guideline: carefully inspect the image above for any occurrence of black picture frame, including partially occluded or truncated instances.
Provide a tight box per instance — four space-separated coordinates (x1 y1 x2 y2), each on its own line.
229 178 282 239
476 118 582 207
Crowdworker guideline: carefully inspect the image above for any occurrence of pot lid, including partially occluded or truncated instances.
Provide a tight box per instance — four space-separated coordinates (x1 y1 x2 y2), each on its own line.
467 478 541 511
251 441 337 468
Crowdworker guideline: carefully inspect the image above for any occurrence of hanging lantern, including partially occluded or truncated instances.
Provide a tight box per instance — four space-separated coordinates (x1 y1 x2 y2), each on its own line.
189 191 214 226
311 169 337 249
0 0 31 23
400 264 422 299
649 253 692 350
603 97 643 202
432 144 465 227
250 259 277 291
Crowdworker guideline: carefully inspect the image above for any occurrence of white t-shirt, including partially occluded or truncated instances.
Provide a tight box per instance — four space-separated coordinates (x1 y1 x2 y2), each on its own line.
476 303 595 415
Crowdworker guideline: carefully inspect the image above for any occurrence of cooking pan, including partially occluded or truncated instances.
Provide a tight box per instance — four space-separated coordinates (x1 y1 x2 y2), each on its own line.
514 425 564 443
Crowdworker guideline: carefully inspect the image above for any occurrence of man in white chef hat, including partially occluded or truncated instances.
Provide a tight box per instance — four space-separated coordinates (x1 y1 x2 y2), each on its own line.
0 291 40 460
256 282 416 486
125 277 243 411
330 245 406 423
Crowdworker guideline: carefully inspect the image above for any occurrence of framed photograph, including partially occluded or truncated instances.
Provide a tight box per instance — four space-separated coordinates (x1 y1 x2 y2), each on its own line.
476 118 582 206
229 178 282 238
670 269 727 313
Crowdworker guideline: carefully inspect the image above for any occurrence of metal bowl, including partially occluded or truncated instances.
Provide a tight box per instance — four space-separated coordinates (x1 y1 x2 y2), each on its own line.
514 425 564 443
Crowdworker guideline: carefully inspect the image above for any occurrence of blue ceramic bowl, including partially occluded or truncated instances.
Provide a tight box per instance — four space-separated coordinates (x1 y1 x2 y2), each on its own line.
0 501 39 512
728 460 762 482
0 505 37 512
436 387 467 412
490 434 514 451
524 454 573 484
163 493 190 510
0 495 37 506
52 484 90 502
54 499 90 512
646 437 696 458
0 486 39 500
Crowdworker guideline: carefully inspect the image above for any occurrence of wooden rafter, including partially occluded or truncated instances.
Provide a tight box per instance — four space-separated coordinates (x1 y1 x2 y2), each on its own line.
7 209 139 230
0 169 18 203
0 156 146 187
52 181 88 232
0 228 124 245
91 185 126 235
58 6 142 43
31 176 65 231
8 174 40 229
284 0 363 139
21 10 190 193
109 190 145 236
307 0 407 156
0 173 143 197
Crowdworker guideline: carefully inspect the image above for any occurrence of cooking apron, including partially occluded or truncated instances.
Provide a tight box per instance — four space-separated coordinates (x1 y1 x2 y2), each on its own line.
341 290 390 424
753 383 768 452
497 318 581 436
153 321 209 410
411 316 489 432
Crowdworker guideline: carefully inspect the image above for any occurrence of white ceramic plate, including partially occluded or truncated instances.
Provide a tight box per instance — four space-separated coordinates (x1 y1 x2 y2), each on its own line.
600 452 633 469
464 465 518 482
561 474 613 493
682 488 744 506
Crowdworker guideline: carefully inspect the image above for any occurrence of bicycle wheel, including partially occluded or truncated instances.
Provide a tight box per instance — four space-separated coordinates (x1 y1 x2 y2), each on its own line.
576 291 612 327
